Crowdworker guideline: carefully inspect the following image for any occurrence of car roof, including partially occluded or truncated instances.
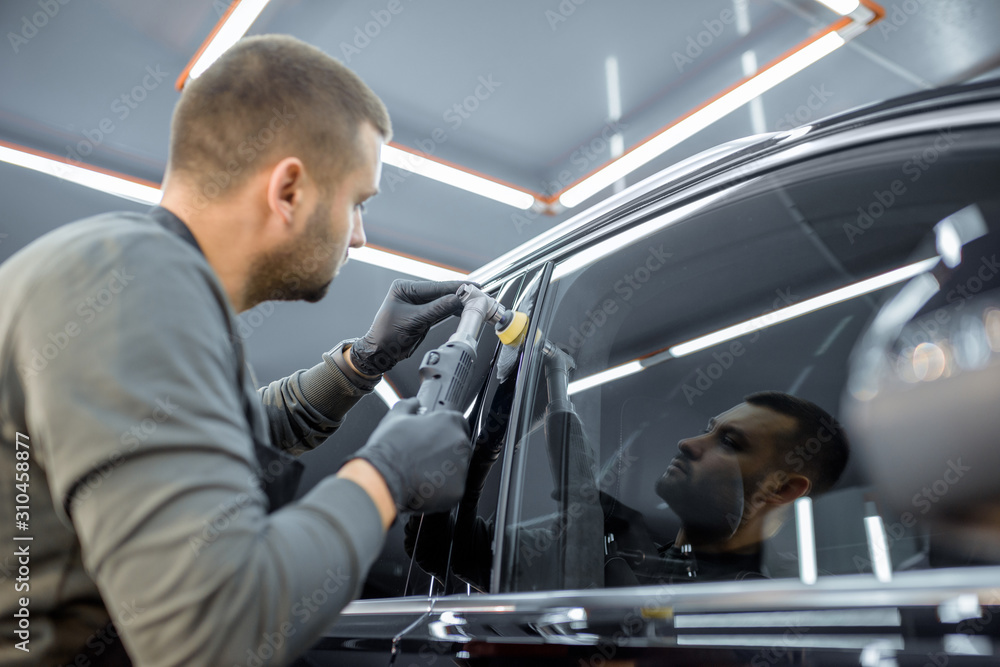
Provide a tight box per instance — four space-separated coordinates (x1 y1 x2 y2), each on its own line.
470 77 1000 288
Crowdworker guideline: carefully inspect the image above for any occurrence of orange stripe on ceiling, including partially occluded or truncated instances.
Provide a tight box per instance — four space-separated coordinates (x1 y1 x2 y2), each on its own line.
174 0 243 90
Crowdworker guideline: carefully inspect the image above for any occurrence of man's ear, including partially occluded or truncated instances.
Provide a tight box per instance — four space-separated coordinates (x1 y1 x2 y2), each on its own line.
266 157 307 228
772 474 811 506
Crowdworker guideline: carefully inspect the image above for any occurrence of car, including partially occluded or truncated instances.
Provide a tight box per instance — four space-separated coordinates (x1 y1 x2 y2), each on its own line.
295 76 1000 666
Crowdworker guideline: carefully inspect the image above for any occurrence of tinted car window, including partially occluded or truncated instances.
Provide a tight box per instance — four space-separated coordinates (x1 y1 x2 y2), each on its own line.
499 128 1000 592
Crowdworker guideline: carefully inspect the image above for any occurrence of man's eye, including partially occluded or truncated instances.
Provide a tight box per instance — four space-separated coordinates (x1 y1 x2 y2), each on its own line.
722 435 740 449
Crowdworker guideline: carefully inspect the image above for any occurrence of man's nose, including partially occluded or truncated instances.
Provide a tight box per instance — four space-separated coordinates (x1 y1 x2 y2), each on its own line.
351 216 367 249
678 435 702 459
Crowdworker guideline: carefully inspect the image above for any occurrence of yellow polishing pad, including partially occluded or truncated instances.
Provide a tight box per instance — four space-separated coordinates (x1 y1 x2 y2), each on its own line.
497 311 529 346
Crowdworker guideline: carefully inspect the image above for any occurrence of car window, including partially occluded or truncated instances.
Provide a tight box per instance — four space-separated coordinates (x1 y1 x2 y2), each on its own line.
499 127 1000 592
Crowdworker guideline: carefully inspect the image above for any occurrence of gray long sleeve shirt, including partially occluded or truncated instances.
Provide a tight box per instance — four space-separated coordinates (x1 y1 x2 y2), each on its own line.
0 210 385 666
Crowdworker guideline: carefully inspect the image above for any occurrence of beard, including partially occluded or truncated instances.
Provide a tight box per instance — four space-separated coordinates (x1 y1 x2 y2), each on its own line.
243 201 344 308
656 465 746 543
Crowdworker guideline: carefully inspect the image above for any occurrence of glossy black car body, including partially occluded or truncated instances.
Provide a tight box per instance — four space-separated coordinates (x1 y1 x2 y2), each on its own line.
304 78 1000 666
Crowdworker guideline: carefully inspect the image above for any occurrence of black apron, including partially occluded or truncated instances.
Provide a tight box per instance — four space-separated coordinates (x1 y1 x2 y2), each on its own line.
79 207 305 666
147 205 304 510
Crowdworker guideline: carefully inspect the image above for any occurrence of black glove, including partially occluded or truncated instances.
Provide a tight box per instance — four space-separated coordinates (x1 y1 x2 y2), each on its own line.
350 279 471 376
352 398 472 514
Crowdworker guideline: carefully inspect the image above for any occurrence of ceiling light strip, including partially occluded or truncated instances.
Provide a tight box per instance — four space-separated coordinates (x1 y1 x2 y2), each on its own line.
381 144 536 210
350 244 467 281
558 23 850 208
668 257 938 357
796 497 818 585
816 0 861 15
567 361 642 396
566 257 937 395
865 515 894 583
175 0 273 89
0 140 161 204
0 141 463 280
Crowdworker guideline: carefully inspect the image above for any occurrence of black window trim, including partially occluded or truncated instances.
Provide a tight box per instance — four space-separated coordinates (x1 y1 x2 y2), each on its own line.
490 261 555 594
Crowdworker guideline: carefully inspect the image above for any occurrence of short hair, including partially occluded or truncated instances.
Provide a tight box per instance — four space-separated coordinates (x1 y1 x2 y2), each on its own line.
744 391 850 496
168 34 391 198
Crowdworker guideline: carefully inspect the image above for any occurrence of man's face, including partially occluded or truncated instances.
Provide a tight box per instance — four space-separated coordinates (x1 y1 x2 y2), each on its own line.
248 122 383 304
656 402 797 538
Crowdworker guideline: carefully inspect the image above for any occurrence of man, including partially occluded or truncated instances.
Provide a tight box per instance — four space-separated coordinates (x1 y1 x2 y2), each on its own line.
0 35 471 666
612 391 851 584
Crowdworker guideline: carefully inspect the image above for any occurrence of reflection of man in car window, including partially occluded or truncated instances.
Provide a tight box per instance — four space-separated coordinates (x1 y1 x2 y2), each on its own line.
408 389 849 590
611 391 850 585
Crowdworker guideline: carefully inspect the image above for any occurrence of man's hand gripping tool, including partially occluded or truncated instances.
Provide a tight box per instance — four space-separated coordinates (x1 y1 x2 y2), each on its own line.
415 285 528 414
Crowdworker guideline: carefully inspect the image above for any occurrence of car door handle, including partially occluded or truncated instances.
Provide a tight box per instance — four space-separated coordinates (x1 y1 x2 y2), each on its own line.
530 607 598 644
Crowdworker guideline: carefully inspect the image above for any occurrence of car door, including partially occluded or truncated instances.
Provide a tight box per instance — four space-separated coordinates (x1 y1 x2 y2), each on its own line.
384 104 1000 665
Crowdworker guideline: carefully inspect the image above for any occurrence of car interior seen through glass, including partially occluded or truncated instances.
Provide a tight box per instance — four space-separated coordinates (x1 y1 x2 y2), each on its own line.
496 129 1000 592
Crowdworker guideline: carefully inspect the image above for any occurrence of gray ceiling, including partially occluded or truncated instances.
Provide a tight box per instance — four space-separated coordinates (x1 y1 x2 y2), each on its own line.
2 0 1000 387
